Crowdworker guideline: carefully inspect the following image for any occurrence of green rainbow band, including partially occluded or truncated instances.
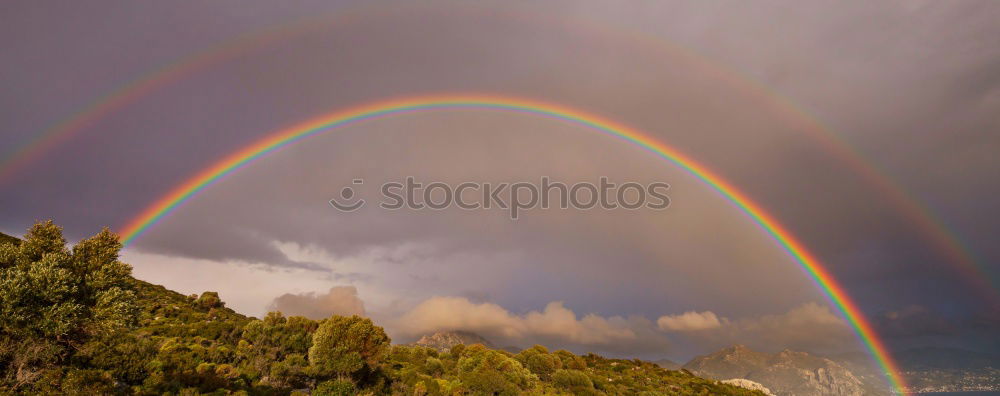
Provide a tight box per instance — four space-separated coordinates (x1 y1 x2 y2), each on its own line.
119 94 908 394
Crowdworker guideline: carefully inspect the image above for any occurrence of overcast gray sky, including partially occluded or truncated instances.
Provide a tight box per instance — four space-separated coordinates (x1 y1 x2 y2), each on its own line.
1 0 998 361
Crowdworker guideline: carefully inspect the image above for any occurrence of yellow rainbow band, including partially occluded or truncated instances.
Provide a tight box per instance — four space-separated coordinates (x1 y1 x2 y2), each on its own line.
118 94 908 394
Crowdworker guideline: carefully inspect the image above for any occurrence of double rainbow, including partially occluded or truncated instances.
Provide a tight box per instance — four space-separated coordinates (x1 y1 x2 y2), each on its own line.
1 4 989 302
118 94 908 393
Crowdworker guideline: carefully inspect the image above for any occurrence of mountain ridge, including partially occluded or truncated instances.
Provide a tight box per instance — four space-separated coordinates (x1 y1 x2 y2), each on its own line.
683 344 875 396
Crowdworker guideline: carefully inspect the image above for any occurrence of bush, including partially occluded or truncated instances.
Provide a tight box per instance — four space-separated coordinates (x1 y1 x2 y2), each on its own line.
196 292 223 310
516 345 562 380
314 379 356 396
456 345 536 396
308 315 390 381
553 368 594 390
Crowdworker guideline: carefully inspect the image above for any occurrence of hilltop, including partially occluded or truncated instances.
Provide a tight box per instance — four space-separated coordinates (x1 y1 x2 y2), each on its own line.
411 330 496 351
654 359 681 370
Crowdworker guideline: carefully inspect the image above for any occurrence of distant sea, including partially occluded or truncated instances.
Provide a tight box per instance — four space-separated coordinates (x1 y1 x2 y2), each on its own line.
917 392 1000 396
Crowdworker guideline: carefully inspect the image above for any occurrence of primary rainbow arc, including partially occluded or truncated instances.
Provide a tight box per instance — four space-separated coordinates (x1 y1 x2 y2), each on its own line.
119 94 909 394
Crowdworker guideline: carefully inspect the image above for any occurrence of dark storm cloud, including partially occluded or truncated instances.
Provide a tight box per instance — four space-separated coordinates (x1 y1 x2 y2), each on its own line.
876 305 958 338
1 0 998 355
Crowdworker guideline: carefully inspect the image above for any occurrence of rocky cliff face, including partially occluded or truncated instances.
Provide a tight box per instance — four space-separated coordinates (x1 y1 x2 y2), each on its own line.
412 330 495 351
684 345 866 396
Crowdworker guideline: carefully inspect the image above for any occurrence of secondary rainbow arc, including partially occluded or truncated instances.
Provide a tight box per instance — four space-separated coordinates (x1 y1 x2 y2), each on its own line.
118 94 909 394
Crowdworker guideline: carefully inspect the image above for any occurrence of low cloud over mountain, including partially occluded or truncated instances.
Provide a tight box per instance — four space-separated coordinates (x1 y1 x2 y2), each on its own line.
268 286 367 319
657 302 855 356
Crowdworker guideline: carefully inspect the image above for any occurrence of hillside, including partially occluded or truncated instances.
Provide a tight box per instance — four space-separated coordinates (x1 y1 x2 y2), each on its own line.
683 345 880 396
0 232 19 246
0 222 766 395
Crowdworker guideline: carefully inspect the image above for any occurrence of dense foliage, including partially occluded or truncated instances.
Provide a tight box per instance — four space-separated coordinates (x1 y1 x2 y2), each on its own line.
0 224 763 395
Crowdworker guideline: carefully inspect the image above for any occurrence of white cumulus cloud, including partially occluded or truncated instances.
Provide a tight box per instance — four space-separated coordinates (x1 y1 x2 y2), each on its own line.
657 311 725 331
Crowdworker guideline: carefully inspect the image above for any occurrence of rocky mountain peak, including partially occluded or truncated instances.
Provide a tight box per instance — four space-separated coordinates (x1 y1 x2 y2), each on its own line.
412 330 494 351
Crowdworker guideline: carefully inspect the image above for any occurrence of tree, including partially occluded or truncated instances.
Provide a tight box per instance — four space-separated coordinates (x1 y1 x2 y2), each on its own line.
195 291 224 310
553 369 595 393
456 344 536 395
554 349 588 370
516 345 562 380
314 378 356 396
0 221 138 389
308 315 390 381
238 312 318 388
0 222 139 339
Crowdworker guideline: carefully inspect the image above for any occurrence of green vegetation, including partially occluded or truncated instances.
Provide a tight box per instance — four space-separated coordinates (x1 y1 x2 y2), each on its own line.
0 222 764 395
0 232 18 247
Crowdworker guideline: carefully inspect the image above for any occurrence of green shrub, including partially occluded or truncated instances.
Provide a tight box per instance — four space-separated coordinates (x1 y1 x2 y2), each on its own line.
314 378 357 396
